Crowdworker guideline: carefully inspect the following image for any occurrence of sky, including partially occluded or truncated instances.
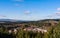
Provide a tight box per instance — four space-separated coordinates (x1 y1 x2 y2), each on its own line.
0 0 60 20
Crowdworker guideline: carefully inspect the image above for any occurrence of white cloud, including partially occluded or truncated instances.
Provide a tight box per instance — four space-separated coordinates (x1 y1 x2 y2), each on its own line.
24 10 31 14
55 12 60 16
57 8 60 11
55 8 60 16
47 8 60 19
55 8 60 15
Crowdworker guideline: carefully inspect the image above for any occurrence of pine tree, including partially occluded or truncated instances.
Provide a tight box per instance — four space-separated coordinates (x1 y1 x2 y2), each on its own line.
25 31 30 38
43 32 49 38
53 22 60 38
16 29 24 38
35 32 42 38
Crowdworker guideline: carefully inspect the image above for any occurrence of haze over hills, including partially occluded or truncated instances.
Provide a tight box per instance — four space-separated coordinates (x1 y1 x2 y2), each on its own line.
0 19 26 22
0 19 60 21
0 19 60 23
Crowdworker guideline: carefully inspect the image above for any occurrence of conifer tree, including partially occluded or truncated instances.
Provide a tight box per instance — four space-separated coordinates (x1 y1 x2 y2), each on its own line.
16 29 24 38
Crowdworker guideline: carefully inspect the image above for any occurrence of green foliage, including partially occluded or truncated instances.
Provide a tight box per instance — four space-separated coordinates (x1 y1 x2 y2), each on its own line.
1 21 60 38
53 22 60 38
16 29 24 38
16 22 60 38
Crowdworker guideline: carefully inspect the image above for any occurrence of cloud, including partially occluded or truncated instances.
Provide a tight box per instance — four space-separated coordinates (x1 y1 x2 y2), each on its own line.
47 8 60 19
0 15 6 17
55 12 60 16
24 10 31 14
55 8 60 15
57 8 60 11
56 7 60 14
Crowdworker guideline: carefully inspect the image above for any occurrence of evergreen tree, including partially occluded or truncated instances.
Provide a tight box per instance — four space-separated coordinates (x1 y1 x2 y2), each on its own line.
35 32 42 38
16 29 24 38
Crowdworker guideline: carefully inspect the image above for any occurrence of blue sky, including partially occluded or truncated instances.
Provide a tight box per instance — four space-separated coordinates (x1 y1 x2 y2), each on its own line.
0 0 60 20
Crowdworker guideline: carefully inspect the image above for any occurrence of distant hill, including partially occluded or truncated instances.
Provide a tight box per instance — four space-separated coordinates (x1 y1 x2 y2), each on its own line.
0 19 59 27
0 19 60 24
37 19 60 22
0 19 30 24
